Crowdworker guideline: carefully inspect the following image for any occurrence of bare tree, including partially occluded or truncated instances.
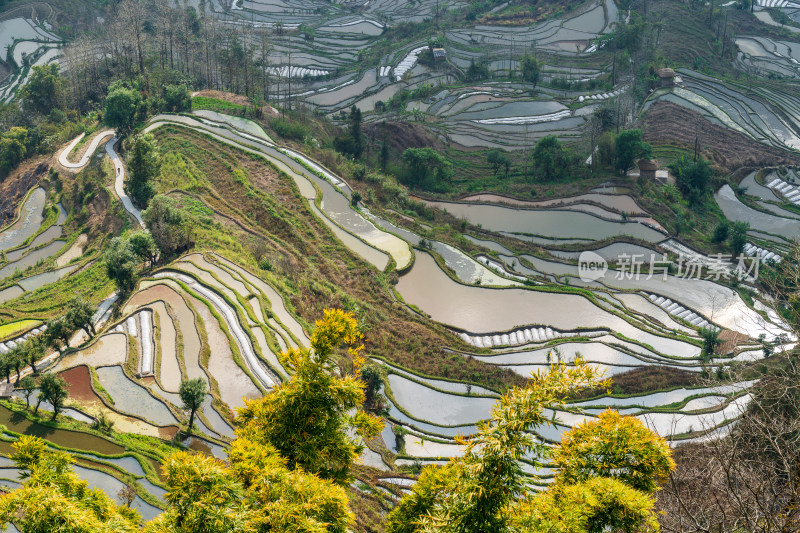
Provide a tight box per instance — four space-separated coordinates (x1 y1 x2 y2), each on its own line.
117 484 137 508
659 245 800 532
117 0 148 78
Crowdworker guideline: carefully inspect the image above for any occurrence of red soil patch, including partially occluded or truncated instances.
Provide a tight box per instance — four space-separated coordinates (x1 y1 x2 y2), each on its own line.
59 365 102 403
158 426 180 440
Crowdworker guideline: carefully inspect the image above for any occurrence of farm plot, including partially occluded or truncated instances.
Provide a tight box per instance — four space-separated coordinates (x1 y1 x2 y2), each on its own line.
136 251 309 409
484 249 779 339
126 282 203 380
716 184 800 242
735 36 800 79
644 70 800 151
422 86 588 149
444 0 615 58
95 366 178 427
0 189 97 308
415 197 666 242
0 402 166 518
0 17 63 103
0 188 46 252
145 113 412 270
51 249 303 437
460 191 648 215
382 363 748 464
397 253 703 359
0 200 70 283
468 338 680 376
120 297 181 388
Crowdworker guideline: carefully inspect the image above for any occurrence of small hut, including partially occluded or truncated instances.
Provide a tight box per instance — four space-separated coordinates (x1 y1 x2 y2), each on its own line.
432 48 447 61
0 383 14 399
656 68 677 88
637 159 659 180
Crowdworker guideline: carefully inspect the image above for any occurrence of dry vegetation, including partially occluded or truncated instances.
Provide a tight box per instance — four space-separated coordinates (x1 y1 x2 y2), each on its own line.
152 126 527 392
643 101 800 173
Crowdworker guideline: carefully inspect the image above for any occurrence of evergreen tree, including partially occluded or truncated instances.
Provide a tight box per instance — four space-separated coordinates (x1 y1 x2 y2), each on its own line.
126 133 160 209
179 378 207 432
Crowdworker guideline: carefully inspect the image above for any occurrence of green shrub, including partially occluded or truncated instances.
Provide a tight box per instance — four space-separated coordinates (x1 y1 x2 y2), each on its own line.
269 118 309 141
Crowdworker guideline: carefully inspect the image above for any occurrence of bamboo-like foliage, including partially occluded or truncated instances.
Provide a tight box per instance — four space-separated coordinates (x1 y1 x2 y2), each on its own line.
388 361 673 533
552 409 675 493
0 436 141 532
236 309 383 485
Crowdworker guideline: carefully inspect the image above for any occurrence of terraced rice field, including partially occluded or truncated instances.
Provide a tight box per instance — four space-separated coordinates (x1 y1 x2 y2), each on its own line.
4 102 792 489
0 17 63 103
0 188 86 305
133 111 772 464
381 361 751 470
736 36 800 79
644 69 800 151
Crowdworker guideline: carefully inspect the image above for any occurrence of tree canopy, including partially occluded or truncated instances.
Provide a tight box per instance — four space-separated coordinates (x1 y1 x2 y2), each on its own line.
0 436 141 532
236 309 382 485
163 84 192 113
673 156 713 207
19 64 64 115
387 362 673 533
104 236 141 294
142 195 192 261
104 83 142 133
532 135 573 181
38 373 70 420
127 133 160 209
520 54 541 86
614 129 651 173
401 147 454 191
179 378 207 431
0 127 29 174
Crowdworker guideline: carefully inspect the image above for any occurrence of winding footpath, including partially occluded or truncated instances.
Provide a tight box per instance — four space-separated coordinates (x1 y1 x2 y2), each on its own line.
105 136 145 228
58 130 145 228
58 130 115 170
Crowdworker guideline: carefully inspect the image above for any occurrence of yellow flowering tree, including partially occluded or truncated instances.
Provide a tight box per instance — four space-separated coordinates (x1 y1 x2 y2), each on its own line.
146 442 352 533
387 363 674 533
237 309 383 485
0 435 141 532
387 362 604 533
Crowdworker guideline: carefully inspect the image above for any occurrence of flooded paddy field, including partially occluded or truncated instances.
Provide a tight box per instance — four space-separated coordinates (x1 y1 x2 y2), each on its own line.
0 17 63 103
644 69 800 151
2 82 795 506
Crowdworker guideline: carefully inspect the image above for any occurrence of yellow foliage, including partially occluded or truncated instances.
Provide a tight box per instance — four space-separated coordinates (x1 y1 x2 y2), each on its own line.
309 308 363 359
552 409 675 494
511 477 660 533
237 309 382 485
0 436 140 533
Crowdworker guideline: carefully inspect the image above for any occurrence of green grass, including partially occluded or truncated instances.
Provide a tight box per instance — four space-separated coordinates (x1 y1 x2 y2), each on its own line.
0 319 42 341
191 96 246 113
